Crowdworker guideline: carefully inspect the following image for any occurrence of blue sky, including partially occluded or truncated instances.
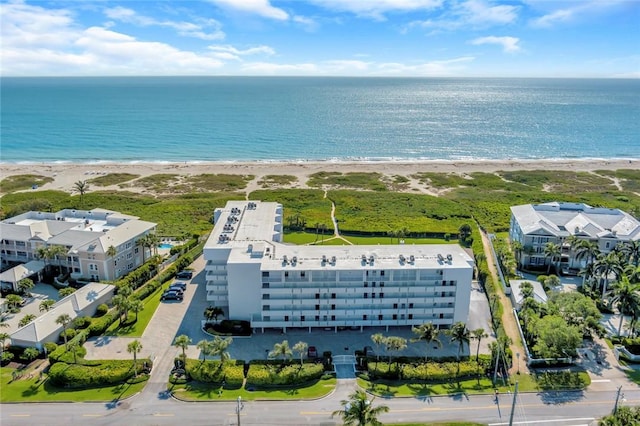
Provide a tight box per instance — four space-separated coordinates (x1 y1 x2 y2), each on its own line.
1 0 638 77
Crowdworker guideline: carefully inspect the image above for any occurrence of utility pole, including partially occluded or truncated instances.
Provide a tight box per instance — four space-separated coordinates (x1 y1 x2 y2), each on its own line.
236 396 244 426
493 343 501 384
613 385 623 415
508 381 519 426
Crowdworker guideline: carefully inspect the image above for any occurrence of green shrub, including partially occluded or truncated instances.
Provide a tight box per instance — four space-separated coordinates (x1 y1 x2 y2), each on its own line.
44 342 58 354
185 359 244 387
245 363 324 387
73 316 92 329
369 360 485 381
88 313 116 336
95 304 109 317
48 359 149 388
59 328 76 342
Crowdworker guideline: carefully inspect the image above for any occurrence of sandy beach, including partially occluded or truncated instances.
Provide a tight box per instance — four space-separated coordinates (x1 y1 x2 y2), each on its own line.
1 158 639 195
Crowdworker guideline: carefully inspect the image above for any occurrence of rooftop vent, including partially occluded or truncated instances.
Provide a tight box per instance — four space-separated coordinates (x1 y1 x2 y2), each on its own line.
369 255 375 264
322 254 327 263
437 253 444 262
447 254 453 262
292 256 298 264
331 255 336 264
399 254 405 263
409 255 415 262
283 254 288 263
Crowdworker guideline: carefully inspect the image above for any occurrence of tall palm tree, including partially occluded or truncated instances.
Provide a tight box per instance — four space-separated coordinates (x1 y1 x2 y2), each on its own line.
472 328 489 362
623 240 640 267
145 233 160 257
137 235 149 263
0 332 9 352
292 341 308 365
575 239 600 272
74 180 89 206
204 306 224 323
129 299 144 322
384 336 407 375
543 242 561 274
174 334 191 359
39 299 55 312
411 322 441 363
196 339 214 362
331 389 389 426
269 340 293 362
56 313 72 349
106 245 117 280
48 245 69 275
370 333 385 367
35 246 54 274
511 240 523 269
17 278 35 296
607 276 640 336
127 340 143 377
446 321 470 376
211 336 233 363
595 252 624 298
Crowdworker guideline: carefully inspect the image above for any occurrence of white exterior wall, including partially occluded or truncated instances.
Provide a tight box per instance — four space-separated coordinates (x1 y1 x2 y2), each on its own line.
227 260 262 321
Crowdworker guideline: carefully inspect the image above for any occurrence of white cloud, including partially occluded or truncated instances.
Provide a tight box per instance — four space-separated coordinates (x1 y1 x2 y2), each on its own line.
207 0 289 20
406 0 518 32
208 44 275 60
373 56 475 75
104 6 225 40
310 0 444 20
241 62 318 74
471 36 520 53
527 0 628 28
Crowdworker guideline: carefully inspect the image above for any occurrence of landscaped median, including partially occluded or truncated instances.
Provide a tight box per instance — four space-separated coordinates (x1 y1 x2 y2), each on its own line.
170 358 336 401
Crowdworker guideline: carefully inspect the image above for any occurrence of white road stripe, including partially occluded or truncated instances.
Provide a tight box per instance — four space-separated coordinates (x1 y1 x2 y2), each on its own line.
590 379 611 383
489 418 594 425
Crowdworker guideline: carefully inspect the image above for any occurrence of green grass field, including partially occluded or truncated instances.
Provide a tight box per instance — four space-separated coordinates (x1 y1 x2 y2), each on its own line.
0 367 146 402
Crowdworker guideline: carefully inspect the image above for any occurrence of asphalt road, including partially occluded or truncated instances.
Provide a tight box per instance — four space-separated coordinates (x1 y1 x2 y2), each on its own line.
3 384 639 426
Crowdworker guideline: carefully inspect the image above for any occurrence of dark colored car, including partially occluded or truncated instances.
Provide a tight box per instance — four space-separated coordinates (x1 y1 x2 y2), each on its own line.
168 286 184 295
176 270 193 279
307 346 318 358
170 281 187 291
161 290 183 301
363 346 376 356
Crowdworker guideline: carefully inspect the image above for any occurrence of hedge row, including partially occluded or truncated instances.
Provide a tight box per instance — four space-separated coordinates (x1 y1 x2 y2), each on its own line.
169 236 199 256
48 359 149 388
368 360 486 381
245 363 324 386
185 359 244 387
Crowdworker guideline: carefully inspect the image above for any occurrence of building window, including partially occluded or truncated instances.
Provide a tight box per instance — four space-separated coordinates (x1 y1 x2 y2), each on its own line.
331 304 335 310
393 314 397 320
262 283 270 288
378 314 383 321
331 293 336 299
264 316 270 321
301 271 306 278
364 293 368 298
315 304 320 310
372 293 376 299
380 270 385 276
440 313 444 319
127 253 132 260
285 315 289 322
315 293 320 299
262 294 270 300
401 314 405 320
263 305 270 311
135 247 139 254
262 271 269 277
393 303 398 309
301 316 305 321
364 282 368 287
372 282 376 287
363 315 367 320
408 314 413 320
379 293 384 298
380 282 384 287
285 271 289 278
331 315 335 321
409 303 414 309
128 263 133 269
315 315 320 321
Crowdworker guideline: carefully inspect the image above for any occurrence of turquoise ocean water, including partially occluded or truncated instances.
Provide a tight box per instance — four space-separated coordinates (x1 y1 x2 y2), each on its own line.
1 77 639 163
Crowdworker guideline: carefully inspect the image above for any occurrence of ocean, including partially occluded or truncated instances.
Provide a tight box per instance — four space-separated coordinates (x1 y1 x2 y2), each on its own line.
1 77 639 163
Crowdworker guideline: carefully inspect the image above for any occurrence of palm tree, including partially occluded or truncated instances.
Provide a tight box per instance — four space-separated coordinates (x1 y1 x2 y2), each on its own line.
211 336 233 362
543 242 561 274
269 340 293 362
23 347 40 362
127 340 143 377
129 299 144 322
35 246 54 274
622 240 640 267
74 180 89 206
39 299 55 312
106 245 117 280
18 314 37 328
292 341 308 366
575 240 600 280
5 294 23 312
472 328 489 362
0 332 9 352
370 333 385 367
511 240 523 269
384 336 407 376
68 340 79 364
196 339 214 362
145 233 160 257
56 313 72 349
446 321 470 376
458 224 472 241
48 245 69 275
17 278 35 297
595 252 624 298
204 306 224 323
411 322 441 363
137 235 149 263
174 334 191 359
331 389 389 426
607 276 640 336
58 287 75 298
112 294 131 324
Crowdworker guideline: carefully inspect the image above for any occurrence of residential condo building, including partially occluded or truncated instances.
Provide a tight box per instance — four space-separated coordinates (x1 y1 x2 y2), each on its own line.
1 208 157 286
509 202 640 271
204 201 474 332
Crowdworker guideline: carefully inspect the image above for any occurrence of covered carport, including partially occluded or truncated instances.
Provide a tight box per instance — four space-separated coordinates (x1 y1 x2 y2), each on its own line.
0 260 45 291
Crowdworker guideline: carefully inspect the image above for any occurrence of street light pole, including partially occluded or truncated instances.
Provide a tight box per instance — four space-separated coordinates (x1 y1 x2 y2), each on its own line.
516 352 520 375
613 386 624 415
236 396 244 426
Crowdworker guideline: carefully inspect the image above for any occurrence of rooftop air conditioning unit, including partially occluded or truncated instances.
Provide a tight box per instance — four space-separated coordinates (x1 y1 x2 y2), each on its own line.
437 254 444 262
331 256 336 263
447 254 453 262
409 255 415 262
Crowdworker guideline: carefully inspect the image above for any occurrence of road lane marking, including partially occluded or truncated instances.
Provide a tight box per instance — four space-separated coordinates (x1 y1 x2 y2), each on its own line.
489 418 594 425
590 379 611 383
10 415 31 417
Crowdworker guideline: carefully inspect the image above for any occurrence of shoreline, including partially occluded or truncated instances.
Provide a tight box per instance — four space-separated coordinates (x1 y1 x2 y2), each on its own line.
2 158 639 195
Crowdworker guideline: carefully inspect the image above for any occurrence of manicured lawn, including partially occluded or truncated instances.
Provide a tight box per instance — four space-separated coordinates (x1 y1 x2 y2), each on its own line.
0 366 146 402
358 370 589 398
105 282 167 337
172 377 336 401
344 235 458 245
390 423 485 426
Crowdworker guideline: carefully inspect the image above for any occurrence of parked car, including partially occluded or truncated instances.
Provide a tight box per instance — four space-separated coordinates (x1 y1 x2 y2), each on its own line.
171 281 187 291
176 270 193 279
307 346 318 358
161 290 183 301
168 285 184 295
363 346 376 356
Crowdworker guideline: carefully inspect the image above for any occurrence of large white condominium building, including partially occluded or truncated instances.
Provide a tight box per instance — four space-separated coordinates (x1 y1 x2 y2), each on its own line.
204 201 474 332
510 202 640 271
1 208 157 282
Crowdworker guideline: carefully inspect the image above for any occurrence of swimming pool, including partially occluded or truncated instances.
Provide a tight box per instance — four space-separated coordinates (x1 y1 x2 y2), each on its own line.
158 243 174 249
